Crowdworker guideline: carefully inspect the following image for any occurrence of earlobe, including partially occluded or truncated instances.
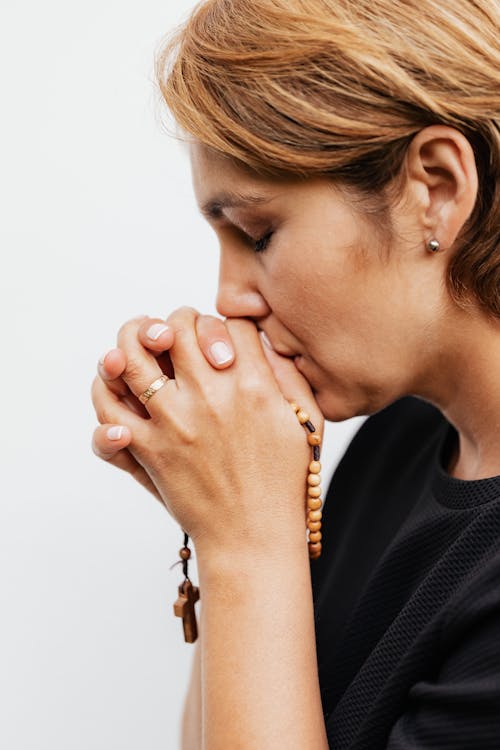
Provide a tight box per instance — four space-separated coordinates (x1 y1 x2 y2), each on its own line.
406 125 479 252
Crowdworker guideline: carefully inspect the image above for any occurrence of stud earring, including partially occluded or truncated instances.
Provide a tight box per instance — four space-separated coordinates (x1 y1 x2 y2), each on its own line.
427 238 440 253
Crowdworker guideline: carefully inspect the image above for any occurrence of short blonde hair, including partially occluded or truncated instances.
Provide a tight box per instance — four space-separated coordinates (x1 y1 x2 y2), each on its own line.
156 0 500 317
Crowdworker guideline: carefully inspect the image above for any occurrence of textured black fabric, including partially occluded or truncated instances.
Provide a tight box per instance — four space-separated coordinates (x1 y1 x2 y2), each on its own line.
310 396 500 749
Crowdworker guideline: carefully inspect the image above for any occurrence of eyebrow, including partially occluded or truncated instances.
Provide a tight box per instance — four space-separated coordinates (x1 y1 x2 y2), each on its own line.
200 191 272 219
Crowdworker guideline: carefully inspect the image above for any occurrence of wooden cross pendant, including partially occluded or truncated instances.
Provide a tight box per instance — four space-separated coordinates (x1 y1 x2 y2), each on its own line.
173 578 200 643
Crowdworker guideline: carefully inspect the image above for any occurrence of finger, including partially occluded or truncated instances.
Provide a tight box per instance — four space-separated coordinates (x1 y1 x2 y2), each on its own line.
195 315 235 368
137 319 175 379
91 423 132 459
258 332 323 429
91 424 163 503
98 349 153 417
116 318 175 416
97 348 129 397
91 374 151 441
138 319 174 351
138 315 224 378
98 346 173 415
164 306 214 386
223 318 275 378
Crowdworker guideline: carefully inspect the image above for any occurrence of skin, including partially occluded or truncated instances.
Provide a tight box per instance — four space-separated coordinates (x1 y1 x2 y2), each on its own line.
93 315 239 502
90 124 500 747
94 125 500 482
186 124 499 480
91 311 329 748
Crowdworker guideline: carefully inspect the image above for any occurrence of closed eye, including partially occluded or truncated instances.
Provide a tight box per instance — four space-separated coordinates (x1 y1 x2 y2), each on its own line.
253 232 273 253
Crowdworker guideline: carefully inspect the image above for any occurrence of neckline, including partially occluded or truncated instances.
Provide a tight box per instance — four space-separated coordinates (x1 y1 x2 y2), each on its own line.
431 420 500 508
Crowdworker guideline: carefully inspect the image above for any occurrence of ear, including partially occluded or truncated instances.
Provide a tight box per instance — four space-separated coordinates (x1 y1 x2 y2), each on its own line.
405 125 478 250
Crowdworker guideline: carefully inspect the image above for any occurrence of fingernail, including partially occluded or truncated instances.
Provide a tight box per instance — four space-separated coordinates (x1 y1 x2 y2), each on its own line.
259 330 274 350
147 323 169 341
99 351 110 366
210 341 233 365
107 426 124 441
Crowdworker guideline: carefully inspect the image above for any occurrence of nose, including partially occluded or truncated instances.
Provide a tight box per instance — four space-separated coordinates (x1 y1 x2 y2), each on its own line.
215 245 271 320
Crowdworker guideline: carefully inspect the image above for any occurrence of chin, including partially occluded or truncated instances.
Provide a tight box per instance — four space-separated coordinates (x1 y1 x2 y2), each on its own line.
295 357 395 421
312 386 391 423
309 387 355 422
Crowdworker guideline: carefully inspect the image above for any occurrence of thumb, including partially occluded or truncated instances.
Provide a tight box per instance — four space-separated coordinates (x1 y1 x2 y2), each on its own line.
259 332 323 431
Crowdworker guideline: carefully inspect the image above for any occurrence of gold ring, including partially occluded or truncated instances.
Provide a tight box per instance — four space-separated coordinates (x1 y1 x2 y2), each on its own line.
138 374 169 405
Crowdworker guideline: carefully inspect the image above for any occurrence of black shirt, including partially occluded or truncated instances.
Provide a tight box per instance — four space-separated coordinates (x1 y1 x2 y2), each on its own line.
310 396 500 749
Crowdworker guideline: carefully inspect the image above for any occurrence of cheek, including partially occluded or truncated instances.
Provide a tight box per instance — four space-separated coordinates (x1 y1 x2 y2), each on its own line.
265 234 341 310
267 250 366 344
264 225 402 360
265 258 322 336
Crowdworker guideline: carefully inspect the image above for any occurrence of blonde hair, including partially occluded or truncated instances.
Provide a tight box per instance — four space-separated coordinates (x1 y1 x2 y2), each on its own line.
156 0 500 317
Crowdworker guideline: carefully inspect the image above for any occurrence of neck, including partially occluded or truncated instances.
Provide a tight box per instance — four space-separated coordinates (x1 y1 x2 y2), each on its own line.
417 305 500 481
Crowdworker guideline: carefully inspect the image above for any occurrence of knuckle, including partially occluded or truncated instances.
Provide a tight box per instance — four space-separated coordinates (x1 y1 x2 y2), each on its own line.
117 316 146 340
95 404 114 425
117 321 131 341
166 305 200 327
177 424 197 447
123 355 144 382
105 378 127 397
167 414 198 448
90 375 103 406
237 370 268 403
90 377 116 425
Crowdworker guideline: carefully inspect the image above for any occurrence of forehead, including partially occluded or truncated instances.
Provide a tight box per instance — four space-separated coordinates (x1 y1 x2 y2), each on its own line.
189 141 278 209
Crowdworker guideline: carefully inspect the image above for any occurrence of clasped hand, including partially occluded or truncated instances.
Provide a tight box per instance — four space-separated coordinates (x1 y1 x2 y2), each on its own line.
91 307 323 560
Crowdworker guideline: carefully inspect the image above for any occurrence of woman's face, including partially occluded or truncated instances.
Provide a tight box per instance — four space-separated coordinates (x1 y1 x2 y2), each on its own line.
189 142 448 420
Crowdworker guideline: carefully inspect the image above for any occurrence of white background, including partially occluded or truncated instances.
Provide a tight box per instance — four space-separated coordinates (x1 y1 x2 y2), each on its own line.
0 2 364 747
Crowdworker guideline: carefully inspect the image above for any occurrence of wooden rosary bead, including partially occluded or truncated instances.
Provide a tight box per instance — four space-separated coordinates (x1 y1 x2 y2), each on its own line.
308 541 322 554
308 509 323 522
307 521 321 534
308 485 321 498
307 521 321 531
307 473 321 486
307 433 321 447
179 547 191 560
307 497 323 510
289 401 323 560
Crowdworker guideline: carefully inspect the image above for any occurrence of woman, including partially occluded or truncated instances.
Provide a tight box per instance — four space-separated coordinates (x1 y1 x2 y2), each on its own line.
90 0 500 747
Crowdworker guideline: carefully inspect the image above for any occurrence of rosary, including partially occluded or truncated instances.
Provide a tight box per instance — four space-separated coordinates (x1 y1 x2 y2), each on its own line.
171 402 323 643
172 531 200 643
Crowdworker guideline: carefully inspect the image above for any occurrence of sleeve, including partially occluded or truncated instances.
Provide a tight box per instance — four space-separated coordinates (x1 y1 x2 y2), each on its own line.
387 554 500 750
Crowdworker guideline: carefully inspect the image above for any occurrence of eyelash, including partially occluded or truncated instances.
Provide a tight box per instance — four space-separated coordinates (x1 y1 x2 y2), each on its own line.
253 232 273 253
